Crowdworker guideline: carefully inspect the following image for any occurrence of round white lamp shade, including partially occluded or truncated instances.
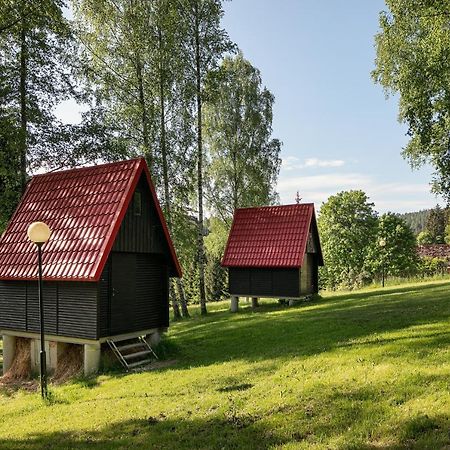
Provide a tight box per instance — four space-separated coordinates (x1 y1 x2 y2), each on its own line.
27 222 51 244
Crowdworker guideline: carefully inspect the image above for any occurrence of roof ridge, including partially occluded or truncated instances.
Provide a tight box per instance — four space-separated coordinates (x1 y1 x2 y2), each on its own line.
222 202 320 269
31 157 144 179
236 203 314 212
0 157 182 281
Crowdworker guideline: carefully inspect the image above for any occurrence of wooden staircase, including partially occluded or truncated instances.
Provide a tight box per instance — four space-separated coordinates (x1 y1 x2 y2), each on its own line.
107 336 158 371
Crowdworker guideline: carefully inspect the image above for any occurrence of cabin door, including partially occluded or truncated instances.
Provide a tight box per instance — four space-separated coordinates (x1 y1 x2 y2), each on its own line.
110 252 136 335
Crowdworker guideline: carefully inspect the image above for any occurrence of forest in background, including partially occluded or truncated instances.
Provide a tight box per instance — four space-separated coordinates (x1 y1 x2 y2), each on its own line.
0 0 281 317
398 210 429 235
2 1 450 310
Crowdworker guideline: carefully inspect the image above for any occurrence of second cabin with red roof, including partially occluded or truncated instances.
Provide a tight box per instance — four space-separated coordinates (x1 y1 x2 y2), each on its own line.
0 158 181 375
222 203 323 311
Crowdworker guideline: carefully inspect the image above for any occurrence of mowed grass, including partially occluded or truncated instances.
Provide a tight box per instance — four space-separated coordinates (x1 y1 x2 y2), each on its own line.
0 281 449 449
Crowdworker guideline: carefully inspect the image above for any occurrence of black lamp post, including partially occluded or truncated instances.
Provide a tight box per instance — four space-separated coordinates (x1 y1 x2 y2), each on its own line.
379 238 386 288
27 221 51 399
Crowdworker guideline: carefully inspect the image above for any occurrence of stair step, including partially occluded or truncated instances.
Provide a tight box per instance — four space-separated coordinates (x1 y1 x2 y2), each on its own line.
127 359 153 368
117 342 145 352
123 350 152 360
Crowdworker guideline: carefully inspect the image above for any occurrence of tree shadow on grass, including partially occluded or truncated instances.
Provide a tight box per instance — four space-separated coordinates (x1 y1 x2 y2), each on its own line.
322 280 450 303
0 416 290 450
58 281 450 385
165 282 450 368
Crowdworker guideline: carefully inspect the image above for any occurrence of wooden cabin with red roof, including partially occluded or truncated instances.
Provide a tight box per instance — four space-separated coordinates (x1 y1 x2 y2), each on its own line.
222 204 323 311
0 158 181 375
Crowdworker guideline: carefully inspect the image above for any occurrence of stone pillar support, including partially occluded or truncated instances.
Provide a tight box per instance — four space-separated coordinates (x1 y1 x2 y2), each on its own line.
251 297 259 309
230 296 239 313
148 329 162 347
84 342 101 376
2 335 16 375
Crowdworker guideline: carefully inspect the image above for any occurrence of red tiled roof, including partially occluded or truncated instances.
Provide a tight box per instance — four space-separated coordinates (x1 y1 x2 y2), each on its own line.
0 158 181 281
222 203 320 268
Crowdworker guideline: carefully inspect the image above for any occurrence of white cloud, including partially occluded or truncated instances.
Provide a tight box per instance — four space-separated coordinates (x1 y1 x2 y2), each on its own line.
277 171 441 213
282 156 345 170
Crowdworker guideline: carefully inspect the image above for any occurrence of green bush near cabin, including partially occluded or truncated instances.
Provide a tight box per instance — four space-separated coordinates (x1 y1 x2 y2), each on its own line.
0 280 449 449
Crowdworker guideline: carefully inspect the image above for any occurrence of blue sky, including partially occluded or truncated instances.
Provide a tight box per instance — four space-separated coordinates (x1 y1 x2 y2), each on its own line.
220 0 443 213
57 0 443 213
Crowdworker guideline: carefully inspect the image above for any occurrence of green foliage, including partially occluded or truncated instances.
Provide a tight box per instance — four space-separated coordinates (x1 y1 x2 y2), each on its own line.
318 190 378 290
417 230 434 245
373 1 450 199
204 217 229 301
204 52 281 221
0 0 87 170
419 256 448 277
398 209 429 235
0 115 21 231
425 204 446 243
445 224 450 245
205 257 227 301
1 281 450 448
367 213 419 278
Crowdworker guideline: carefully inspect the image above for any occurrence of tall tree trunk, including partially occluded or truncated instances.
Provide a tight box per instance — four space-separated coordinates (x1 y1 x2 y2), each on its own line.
169 280 181 320
19 6 27 194
177 278 190 317
232 147 238 211
158 28 183 320
136 57 151 165
194 9 207 316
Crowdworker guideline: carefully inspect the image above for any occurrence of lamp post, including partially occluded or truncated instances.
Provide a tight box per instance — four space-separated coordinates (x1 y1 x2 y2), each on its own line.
379 238 386 288
27 222 51 399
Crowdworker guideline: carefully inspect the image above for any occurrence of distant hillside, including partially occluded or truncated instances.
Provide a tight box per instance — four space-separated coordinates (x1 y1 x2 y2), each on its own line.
398 209 430 235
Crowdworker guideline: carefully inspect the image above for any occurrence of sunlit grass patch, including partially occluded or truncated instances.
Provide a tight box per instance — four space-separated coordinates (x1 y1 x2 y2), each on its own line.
0 279 449 449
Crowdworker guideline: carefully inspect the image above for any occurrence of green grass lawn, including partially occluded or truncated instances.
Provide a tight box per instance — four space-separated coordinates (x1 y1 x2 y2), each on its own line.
0 280 449 449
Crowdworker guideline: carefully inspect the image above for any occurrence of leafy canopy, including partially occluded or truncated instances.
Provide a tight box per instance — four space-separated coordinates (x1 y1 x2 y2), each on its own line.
367 213 418 278
318 190 378 290
373 0 450 199
204 53 281 222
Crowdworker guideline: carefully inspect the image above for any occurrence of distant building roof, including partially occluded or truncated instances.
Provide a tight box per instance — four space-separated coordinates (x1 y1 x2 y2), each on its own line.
417 244 450 260
0 158 181 281
222 203 323 268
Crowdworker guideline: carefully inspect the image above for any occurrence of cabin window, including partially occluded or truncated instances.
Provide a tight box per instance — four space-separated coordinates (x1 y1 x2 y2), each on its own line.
133 191 142 216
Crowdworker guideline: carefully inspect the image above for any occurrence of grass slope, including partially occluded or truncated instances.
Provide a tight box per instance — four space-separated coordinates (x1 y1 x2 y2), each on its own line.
0 281 449 449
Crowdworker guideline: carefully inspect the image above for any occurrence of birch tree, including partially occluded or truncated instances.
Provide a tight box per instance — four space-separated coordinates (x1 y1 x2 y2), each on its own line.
204 52 282 223
177 0 234 315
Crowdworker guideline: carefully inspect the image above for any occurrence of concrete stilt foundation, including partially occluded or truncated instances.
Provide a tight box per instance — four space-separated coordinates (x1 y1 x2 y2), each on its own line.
2 335 16 375
251 297 259 309
30 339 65 375
1 327 163 377
230 296 239 313
148 329 163 347
84 342 101 376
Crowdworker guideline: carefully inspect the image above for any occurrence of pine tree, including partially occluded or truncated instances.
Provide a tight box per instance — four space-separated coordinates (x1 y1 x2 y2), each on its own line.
426 205 446 244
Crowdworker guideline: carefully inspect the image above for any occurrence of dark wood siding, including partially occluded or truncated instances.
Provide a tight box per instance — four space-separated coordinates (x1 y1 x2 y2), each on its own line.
98 259 110 337
110 252 137 335
58 282 98 339
0 282 26 330
112 174 175 275
135 254 169 330
0 280 98 339
98 252 169 337
26 283 57 335
229 268 300 298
